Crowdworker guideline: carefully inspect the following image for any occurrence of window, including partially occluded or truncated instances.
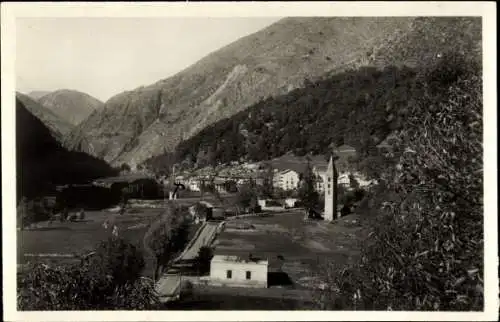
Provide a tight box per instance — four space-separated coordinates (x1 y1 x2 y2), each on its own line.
246 271 252 280
328 177 331 182
328 184 331 189
226 270 232 279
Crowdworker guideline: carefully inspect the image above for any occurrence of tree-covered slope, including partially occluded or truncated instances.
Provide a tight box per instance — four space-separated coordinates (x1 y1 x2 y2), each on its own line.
16 97 118 200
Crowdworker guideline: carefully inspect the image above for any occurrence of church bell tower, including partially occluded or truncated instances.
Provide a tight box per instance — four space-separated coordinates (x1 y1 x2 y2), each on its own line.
324 154 338 221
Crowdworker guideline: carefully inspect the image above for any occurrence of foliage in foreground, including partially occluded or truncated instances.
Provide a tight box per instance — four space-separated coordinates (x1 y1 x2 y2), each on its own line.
318 54 483 310
18 237 159 310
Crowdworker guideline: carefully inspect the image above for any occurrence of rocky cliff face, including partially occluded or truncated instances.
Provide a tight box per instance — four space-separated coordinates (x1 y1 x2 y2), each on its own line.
64 17 480 167
37 89 104 126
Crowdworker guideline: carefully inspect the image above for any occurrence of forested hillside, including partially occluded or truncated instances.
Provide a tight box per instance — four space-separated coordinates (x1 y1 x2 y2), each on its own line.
64 17 416 167
318 47 483 311
16 98 118 200
143 17 480 174
161 65 415 167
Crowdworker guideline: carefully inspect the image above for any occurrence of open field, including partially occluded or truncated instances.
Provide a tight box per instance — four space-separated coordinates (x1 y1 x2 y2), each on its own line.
213 210 367 289
17 200 203 278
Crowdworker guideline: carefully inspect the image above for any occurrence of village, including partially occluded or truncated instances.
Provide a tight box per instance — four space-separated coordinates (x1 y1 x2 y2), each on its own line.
18 144 376 309
11 11 488 315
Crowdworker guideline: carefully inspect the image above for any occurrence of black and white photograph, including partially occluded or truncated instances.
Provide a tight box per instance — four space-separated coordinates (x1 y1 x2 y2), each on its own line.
2 2 498 321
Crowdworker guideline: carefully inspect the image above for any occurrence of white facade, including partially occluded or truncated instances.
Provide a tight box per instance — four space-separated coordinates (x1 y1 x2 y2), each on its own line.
314 167 373 192
284 198 298 208
273 170 300 191
338 173 350 187
210 255 268 288
258 199 285 211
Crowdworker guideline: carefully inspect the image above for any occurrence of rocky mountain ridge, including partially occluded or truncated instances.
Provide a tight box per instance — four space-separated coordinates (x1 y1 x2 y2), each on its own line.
64 17 481 168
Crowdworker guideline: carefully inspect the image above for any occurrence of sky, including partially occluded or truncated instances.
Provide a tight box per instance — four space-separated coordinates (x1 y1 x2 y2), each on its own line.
16 17 282 102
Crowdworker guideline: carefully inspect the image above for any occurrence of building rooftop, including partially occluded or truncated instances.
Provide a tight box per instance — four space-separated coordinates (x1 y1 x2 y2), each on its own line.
93 173 154 184
211 254 268 265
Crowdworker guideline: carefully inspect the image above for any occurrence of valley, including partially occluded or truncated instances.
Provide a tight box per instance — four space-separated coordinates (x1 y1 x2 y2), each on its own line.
14 15 484 312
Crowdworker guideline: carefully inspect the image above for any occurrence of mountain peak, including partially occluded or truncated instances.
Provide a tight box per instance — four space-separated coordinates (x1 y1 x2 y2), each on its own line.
37 90 104 126
65 17 480 167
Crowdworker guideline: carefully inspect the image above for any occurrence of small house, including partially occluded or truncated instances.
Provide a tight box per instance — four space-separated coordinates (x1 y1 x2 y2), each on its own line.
257 199 284 211
209 254 268 288
284 198 298 208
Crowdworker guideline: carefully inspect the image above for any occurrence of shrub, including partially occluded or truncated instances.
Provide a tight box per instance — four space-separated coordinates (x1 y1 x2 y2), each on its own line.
320 54 483 311
87 237 145 286
195 246 214 275
18 237 157 310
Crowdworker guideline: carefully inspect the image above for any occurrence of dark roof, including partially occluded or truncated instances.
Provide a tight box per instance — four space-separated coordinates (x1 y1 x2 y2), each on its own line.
334 144 356 152
93 174 155 184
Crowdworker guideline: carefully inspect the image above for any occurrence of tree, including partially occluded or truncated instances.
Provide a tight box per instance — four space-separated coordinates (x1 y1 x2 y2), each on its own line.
87 237 145 286
236 183 258 214
261 164 275 198
17 197 32 230
17 237 158 310
195 246 214 275
143 202 191 281
78 208 86 220
319 53 483 311
348 173 360 190
297 159 319 211
120 163 131 173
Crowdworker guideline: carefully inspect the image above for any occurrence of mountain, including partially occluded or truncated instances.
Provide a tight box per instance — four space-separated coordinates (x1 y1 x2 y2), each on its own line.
27 91 52 100
64 17 417 167
16 97 117 200
38 89 104 126
65 17 480 168
16 92 74 142
144 17 481 173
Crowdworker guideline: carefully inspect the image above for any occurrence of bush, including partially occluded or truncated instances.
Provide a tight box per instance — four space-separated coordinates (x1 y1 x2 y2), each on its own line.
87 237 145 286
17 197 52 229
17 237 157 310
195 246 214 275
320 54 483 310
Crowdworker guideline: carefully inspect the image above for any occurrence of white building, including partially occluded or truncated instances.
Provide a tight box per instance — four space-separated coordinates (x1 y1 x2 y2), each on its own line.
273 169 300 191
257 199 285 211
313 165 328 192
314 165 370 192
209 254 268 288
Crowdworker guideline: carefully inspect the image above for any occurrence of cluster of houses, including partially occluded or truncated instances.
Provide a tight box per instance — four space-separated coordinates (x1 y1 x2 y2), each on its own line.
156 145 375 196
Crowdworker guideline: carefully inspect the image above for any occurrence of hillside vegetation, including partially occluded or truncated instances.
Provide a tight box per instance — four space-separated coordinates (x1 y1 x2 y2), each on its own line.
64 17 420 167
144 17 480 175
145 65 416 172
16 92 74 142
318 50 483 311
16 97 117 200
38 89 104 125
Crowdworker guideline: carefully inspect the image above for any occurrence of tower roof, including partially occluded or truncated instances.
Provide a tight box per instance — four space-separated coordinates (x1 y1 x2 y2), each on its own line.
326 155 338 175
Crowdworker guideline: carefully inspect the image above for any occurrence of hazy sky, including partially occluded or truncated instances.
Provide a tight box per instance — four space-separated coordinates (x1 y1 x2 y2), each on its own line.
16 17 281 102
